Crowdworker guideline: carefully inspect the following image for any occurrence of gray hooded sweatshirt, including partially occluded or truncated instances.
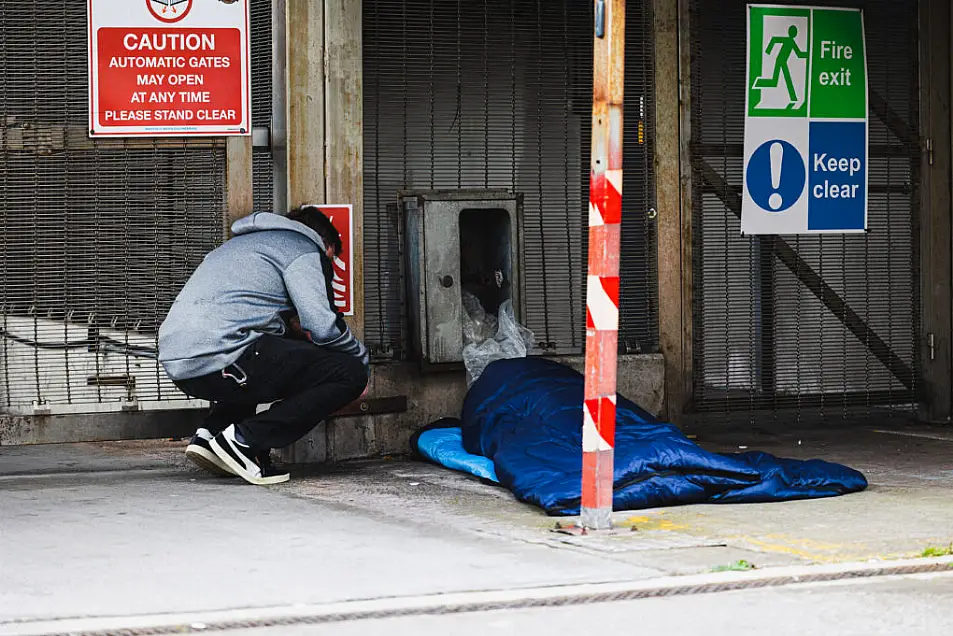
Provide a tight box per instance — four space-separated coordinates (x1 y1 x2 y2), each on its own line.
158 212 368 381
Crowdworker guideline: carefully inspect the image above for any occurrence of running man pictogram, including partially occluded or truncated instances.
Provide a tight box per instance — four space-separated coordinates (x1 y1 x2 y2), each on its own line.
753 25 808 106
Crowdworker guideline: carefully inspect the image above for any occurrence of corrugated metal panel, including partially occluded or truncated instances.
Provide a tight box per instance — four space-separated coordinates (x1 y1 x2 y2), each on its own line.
690 0 921 421
250 0 274 212
362 0 657 357
0 3 226 411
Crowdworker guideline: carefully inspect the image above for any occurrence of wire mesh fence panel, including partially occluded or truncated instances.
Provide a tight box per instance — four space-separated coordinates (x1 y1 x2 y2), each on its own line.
690 0 920 424
250 0 273 213
362 0 658 358
0 3 226 411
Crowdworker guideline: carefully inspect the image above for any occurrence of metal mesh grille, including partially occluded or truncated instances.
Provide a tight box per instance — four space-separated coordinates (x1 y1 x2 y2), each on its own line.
363 0 657 357
690 0 920 421
250 0 273 212
0 3 226 411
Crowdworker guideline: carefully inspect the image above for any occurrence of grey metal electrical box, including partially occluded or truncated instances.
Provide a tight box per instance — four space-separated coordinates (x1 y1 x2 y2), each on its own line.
402 190 524 367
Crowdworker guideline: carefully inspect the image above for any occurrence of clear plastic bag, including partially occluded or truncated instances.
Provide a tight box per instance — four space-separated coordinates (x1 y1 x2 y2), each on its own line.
461 291 497 346
461 292 535 386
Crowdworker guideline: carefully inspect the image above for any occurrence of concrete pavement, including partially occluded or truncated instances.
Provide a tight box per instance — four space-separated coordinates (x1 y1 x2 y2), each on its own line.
2 421 953 634
0 461 656 625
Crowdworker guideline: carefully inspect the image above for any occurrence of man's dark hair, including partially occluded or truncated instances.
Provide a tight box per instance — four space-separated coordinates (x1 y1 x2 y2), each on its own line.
287 205 343 257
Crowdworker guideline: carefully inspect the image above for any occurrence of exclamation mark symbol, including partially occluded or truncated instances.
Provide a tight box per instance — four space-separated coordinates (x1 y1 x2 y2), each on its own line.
769 142 784 211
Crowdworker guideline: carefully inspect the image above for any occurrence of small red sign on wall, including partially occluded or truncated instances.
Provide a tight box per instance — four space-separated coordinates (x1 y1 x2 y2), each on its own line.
313 205 354 317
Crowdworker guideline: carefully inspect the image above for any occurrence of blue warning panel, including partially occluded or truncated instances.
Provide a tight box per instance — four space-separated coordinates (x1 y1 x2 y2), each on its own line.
807 121 866 231
746 139 807 213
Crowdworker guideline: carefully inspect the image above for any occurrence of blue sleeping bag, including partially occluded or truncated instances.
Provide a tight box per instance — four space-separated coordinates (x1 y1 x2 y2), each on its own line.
414 357 867 516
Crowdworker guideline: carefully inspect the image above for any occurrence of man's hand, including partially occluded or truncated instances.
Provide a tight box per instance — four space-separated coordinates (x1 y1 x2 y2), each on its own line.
286 314 309 341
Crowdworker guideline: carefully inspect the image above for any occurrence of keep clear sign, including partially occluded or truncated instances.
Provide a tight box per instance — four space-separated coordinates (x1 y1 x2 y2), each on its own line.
742 5 868 234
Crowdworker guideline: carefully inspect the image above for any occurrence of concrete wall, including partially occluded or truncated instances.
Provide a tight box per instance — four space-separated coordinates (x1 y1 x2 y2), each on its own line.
282 354 665 463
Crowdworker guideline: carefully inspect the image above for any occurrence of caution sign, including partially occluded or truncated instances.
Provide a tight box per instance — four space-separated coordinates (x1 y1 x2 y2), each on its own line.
311 205 354 317
88 0 251 137
743 6 868 234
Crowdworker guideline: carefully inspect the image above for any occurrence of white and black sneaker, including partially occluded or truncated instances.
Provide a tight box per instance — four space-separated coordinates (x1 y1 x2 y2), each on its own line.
185 428 236 478
209 424 290 485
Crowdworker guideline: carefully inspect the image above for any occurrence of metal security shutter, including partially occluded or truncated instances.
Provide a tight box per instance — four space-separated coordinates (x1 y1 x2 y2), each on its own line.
0 3 226 412
690 0 920 421
363 0 657 358
250 0 273 212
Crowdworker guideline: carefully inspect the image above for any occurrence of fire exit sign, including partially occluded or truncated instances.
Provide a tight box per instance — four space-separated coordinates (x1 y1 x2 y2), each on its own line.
742 5 868 235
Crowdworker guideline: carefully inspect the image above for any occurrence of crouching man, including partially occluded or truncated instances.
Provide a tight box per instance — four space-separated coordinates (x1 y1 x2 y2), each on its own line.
158 206 369 485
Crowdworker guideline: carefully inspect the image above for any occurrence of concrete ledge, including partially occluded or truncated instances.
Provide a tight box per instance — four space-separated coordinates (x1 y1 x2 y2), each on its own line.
0 410 203 446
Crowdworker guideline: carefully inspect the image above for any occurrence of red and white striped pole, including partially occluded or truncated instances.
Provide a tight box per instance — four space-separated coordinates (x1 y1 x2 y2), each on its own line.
581 0 624 531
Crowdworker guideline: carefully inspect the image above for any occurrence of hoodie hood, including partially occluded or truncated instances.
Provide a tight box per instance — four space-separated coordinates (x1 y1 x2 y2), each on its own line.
231 212 326 251
159 210 367 381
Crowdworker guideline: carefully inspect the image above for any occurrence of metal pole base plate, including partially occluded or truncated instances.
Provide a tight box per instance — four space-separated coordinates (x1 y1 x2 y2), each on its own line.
552 521 633 537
